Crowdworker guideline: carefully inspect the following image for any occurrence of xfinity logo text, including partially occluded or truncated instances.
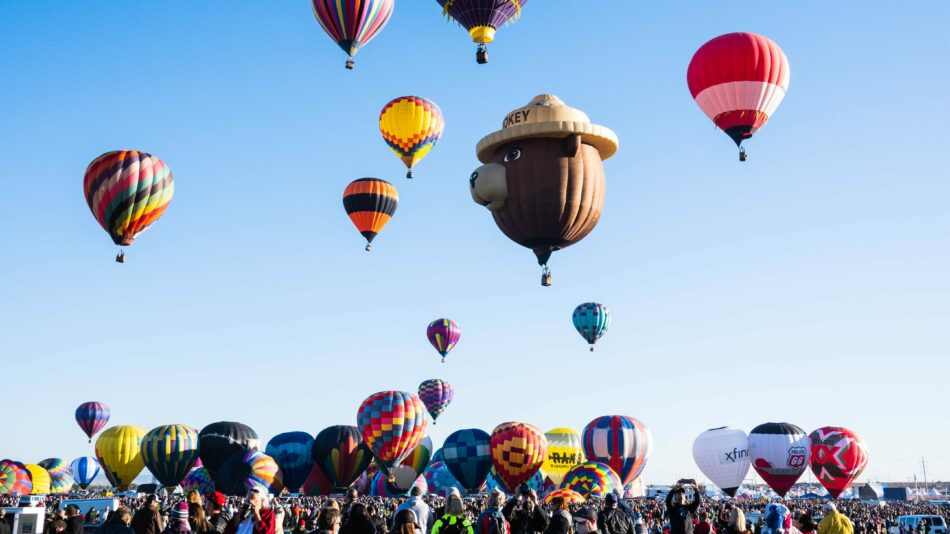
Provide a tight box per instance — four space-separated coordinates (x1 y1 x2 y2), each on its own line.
721 447 750 464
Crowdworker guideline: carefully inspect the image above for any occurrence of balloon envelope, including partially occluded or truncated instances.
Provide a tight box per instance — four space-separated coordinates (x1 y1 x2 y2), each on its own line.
0 460 33 495
25 465 50 495
198 421 260 478
95 425 147 490
437 0 527 45
809 426 868 499
216 450 283 495
343 178 398 250
70 457 100 489
489 422 547 493
544 488 585 505
418 379 454 422
581 415 652 487
75 402 110 442
310 0 394 61
265 431 315 492
356 391 429 478
692 427 750 497
560 461 621 500
379 96 445 176
442 428 492 493
572 303 611 349
542 428 584 486
427 319 461 361
181 466 214 495
748 422 809 497
141 424 200 489
37 459 74 494
400 436 433 475
312 425 373 491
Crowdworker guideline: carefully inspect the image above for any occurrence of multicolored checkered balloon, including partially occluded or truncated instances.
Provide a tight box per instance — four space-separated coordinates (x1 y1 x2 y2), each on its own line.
442 428 492 493
560 461 621 499
418 379 454 423
572 303 611 351
357 391 429 479
37 458 75 494
489 422 547 493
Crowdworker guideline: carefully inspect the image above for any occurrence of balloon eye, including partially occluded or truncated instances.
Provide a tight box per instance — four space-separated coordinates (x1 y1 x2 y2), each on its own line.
504 148 521 162
469 172 478 188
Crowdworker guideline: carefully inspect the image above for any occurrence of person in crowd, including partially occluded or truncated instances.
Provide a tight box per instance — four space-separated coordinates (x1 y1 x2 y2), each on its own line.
342 490 360 527
503 486 549 534
88 508 101 525
132 496 166 534
206 493 232 534
316 509 342 534
190 503 214 534
97 508 134 534
66 505 85 534
542 497 570 534
432 494 474 534
475 490 509 534
0 509 10 534
273 502 286 534
723 509 748 534
225 487 276 534
291 518 309 534
340 504 377 534
599 494 633 534
795 515 817 534
817 504 852 534
695 513 714 534
391 510 422 534
167 502 193 534
395 487 434 534
665 485 701 534
573 507 597 534
189 493 204 506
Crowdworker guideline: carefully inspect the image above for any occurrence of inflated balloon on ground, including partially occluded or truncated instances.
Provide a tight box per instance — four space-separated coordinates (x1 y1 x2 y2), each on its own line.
95 425 147 491
748 422 809 497
692 427 750 497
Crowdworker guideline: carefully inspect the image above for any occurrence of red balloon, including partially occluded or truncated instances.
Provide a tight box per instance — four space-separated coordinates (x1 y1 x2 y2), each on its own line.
489 422 547 493
809 426 868 499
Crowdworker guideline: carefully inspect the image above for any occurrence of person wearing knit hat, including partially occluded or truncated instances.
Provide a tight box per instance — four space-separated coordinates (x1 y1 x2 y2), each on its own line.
167 502 192 534
468 94 619 286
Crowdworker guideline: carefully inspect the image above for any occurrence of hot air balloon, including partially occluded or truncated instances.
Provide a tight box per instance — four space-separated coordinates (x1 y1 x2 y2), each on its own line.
572 303 611 351
437 0 528 64
423 460 463 497
24 465 51 495
442 428 492 493
544 488 584 505
312 425 373 492
70 457 100 490
379 96 445 179
371 468 427 497
0 460 32 495
485 466 543 494
141 424 201 491
692 427 750 497
302 463 334 496
542 428 584 487
95 425 147 490
748 422 809 497
581 416 652 487
265 432 315 492
37 459 74 494
83 150 174 262
181 466 215 495
400 436 433 475
469 95 619 286
427 318 461 363
560 461 621 500
418 379 454 423
489 422 547 493
198 422 260 480
311 0 394 69
687 32 790 161
809 427 868 499
343 178 398 251
216 450 283 495
357 391 429 480
76 402 111 443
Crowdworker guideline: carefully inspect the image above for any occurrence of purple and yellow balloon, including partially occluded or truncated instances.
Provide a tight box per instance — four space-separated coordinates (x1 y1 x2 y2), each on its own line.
427 318 460 363
418 379 454 423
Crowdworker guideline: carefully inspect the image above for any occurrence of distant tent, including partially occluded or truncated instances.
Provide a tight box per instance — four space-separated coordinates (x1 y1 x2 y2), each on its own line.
798 492 824 499
137 483 160 494
859 483 885 500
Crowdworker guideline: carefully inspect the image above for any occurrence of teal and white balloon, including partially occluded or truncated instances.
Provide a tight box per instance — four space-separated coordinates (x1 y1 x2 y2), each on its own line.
572 302 611 351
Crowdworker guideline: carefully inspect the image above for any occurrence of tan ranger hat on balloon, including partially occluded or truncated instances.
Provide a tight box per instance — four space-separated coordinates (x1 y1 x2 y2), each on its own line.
476 94 619 163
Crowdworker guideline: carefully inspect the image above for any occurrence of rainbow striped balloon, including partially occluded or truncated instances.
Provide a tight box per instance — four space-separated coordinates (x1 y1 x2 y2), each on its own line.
37 458 75 494
379 96 445 178
180 466 214 495
311 0 394 68
560 461 621 499
83 151 174 250
245 450 284 494
544 487 585 505
0 460 33 495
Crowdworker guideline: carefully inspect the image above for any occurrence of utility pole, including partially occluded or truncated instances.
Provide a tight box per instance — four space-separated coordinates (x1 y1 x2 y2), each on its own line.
921 457 928 490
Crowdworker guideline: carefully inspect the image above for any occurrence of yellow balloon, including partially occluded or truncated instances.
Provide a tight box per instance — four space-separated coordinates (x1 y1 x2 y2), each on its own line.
95 425 147 490
542 428 584 486
25 464 51 494
379 96 445 178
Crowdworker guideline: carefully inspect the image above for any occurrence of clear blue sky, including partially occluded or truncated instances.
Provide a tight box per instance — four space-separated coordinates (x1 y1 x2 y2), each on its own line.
1 2 948 487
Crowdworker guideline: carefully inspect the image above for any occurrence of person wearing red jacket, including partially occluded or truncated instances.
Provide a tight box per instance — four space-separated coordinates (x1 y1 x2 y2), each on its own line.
225 488 275 534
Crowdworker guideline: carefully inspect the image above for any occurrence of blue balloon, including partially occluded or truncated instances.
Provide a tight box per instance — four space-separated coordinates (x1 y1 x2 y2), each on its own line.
265 431 315 492
572 302 611 350
70 456 100 489
486 467 543 494
442 428 491 493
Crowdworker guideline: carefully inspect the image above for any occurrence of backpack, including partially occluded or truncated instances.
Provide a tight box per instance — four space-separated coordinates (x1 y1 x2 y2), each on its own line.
482 511 509 534
441 517 469 534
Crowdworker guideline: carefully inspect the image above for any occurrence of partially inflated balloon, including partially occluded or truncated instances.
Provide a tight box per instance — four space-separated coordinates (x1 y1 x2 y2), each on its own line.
427 319 461 363
544 488 584 505
560 461 621 500
581 416 652 487
76 402 110 443
400 436 433 475
380 96 445 179
371 468 426 497
95 425 147 490
302 463 334 496
181 467 214 495
442 428 492 493
141 424 200 490
486 466 543 494
311 425 373 492
311 0 394 69
687 33 790 159
83 151 174 253
357 391 429 479
24 465 50 495
37 459 74 494
69 457 100 490
692 427 750 497
198 422 260 479
1 460 33 495
572 303 611 351
542 428 584 486
216 450 283 495
809 427 868 499
343 178 398 251
437 0 527 63
423 460 466 497
418 379 454 423
266 432 315 492
489 422 547 493
748 422 809 497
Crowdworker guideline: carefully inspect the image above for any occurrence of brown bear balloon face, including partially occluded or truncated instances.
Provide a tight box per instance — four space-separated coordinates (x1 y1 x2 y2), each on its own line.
470 94 618 269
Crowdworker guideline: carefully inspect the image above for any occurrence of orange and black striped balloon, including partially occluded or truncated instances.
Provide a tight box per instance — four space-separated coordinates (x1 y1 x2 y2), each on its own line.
343 178 398 250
